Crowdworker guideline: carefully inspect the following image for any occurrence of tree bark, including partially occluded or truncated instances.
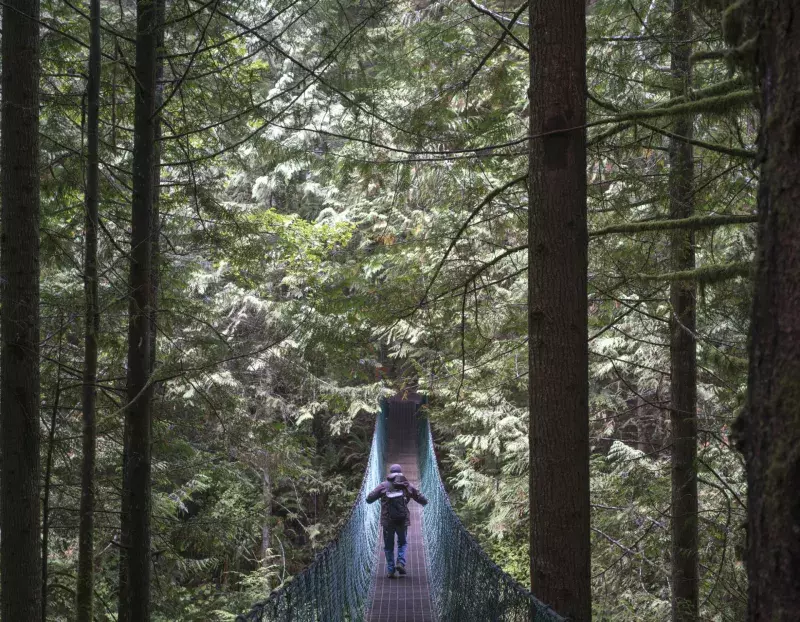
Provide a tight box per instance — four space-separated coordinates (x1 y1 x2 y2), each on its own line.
742 1 800 620
42 321 64 622
118 419 131 622
668 2 698 621
77 0 102 617
260 460 272 566
0 0 43 617
151 0 163 380
527 1 590 620
119 0 159 617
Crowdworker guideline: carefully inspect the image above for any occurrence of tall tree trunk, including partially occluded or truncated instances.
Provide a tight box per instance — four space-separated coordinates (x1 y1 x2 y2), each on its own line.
77 0 102 617
151 0 163 376
668 2 698 621
118 420 131 622
260 453 272 566
0 0 43 617
42 318 64 622
119 0 159 617
527 1 590 619
742 1 800 620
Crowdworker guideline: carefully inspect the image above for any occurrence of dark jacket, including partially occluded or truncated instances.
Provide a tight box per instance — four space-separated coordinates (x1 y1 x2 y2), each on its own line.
366 474 428 527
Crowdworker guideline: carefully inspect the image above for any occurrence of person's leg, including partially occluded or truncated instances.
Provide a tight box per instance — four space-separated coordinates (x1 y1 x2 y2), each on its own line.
396 525 408 573
382 524 396 575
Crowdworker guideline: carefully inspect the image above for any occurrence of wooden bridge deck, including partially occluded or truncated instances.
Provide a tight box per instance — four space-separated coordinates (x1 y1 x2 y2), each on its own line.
365 399 435 622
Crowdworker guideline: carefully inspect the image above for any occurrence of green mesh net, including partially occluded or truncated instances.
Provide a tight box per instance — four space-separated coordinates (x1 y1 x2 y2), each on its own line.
236 409 386 622
417 415 565 622
237 403 565 622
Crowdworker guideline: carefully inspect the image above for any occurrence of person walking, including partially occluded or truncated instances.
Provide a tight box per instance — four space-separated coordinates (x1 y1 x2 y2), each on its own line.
366 463 428 578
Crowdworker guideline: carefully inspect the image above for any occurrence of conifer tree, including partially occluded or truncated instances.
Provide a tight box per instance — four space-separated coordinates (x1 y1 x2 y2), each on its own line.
120 0 160 616
668 2 699 620
742 0 800 619
1 0 43 618
528 1 590 619
76 0 102 616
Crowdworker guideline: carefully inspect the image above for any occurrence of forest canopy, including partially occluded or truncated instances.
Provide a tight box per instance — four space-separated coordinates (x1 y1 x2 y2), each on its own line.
0 0 797 620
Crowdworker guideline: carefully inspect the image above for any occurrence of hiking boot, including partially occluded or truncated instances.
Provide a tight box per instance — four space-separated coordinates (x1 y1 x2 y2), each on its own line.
387 570 397 579
396 563 407 576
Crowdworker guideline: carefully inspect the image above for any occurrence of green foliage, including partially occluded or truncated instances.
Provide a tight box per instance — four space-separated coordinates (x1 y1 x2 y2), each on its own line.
35 0 754 618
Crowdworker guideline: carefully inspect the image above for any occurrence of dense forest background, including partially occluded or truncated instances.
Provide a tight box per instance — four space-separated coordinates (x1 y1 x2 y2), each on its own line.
3 0 794 619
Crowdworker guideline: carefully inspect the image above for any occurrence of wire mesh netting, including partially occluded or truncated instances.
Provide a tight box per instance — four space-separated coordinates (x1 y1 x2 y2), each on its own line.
417 415 565 622
236 408 386 622
238 401 567 622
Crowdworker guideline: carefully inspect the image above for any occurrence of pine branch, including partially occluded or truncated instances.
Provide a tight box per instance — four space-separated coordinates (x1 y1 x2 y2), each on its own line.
588 122 633 146
638 121 755 159
468 0 528 52
690 49 728 62
602 88 755 124
420 176 527 307
462 1 528 89
638 262 752 283
650 76 748 109
590 214 757 237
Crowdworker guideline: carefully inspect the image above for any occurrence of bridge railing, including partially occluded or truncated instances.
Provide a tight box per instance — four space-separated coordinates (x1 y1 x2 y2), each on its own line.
237 408 386 622
417 414 566 622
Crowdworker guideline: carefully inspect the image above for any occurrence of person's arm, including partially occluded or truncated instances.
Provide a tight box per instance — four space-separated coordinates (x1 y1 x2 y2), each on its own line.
407 483 428 506
366 482 385 504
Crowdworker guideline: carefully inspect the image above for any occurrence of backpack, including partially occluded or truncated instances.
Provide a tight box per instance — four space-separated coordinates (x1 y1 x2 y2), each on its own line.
385 483 408 522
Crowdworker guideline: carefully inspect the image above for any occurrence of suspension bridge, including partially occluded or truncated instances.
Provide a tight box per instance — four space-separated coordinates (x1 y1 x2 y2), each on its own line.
236 395 565 622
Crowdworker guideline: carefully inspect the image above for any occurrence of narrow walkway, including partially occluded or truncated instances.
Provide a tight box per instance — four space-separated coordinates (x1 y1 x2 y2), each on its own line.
365 399 435 622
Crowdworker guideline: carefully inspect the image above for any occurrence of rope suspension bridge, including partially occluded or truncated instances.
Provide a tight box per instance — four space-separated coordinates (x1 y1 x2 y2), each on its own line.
237 397 565 622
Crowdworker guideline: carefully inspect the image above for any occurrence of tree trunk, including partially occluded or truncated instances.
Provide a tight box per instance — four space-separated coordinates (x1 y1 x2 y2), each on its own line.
118 421 131 622
42 320 64 622
527 1 590 620
119 0 159 617
742 1 800 620
261 460 272 566
77 0 102 617
0 0 43 617
151 0 163 379
668 2 698 621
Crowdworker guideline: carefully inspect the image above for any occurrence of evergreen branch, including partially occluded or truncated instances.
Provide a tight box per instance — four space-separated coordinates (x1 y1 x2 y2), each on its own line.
460 244 528 285
204 2 437 142
59 0 136 42
163 0 214 26
420 175 527 307
588 122 633 146
590 35 656 43
587 91 620 113
154 0 221 118
649 76 748 109
468 0 529 52
590 214 757 237
427 267 528 306
161 3 378 163
159 2 315 85
462 1 528 89
271 122 528 157
160 7 297 60
690 49 728 62
588 298 651 343
600 88 755 124
638 121 755 159
590 283 669 324
591 350 670 377
0 0 119 60
467 2 528 26
638 262 752 283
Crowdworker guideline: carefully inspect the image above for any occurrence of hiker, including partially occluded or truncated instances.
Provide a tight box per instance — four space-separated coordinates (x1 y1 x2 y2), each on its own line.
366 463 428 578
